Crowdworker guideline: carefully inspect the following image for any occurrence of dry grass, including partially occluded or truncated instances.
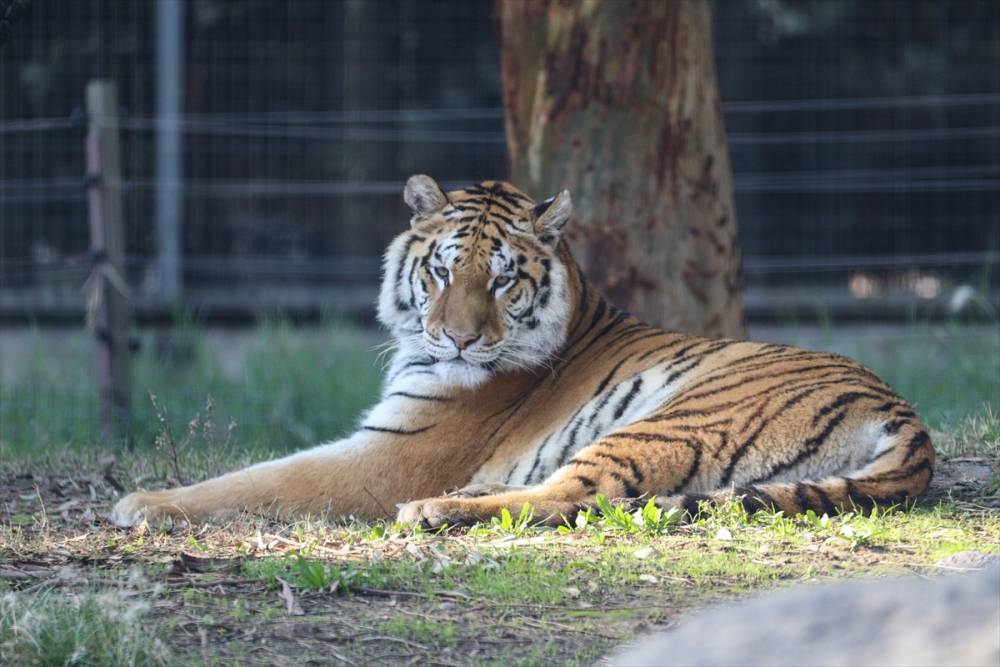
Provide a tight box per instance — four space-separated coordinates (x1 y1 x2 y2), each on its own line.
932 405 1000 458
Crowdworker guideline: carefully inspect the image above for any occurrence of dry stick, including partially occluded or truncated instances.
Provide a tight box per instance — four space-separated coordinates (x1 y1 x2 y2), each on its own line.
0 568 47 580
328 650 359 667
391 606 464 624
357 586 470 600
167 576 265 589
363 486 394 519
356 635 430 651
520 616 619 640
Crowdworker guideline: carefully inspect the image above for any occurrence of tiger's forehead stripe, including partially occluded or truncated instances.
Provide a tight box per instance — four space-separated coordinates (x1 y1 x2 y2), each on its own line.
430 181 543 271
445 181 537 235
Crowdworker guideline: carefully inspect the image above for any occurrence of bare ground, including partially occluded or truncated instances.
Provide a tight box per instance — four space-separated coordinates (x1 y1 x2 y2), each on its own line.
1 454 998 666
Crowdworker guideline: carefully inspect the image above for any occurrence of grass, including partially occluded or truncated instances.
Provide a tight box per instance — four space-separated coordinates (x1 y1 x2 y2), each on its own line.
0 319 383 457
1 319 997 458
0 455 997 664
758 319 999 428
932 405 1000 458
0 318 997 663
0 586 171 666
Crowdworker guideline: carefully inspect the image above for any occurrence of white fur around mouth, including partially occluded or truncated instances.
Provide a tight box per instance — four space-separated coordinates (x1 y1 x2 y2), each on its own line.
434 359 493 388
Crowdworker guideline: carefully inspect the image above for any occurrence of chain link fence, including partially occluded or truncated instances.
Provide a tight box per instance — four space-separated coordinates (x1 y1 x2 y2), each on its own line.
1 0 998 449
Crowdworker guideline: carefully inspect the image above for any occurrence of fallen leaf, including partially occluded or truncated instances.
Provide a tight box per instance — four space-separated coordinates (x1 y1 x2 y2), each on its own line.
277 578 304 616
638 574 658 584
715 527 733 541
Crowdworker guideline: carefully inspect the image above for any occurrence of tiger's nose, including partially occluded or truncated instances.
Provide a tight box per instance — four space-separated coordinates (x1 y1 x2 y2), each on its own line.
444 330 480 350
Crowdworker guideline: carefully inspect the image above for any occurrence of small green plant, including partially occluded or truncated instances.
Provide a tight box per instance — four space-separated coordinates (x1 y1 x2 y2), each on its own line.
245 553 385 593
634 497 682 535
293 554 360 591
593 494 639 532
186 534 210 553
489 503 535 536
573 494 681 536
800 509 831 531
749 508 799 539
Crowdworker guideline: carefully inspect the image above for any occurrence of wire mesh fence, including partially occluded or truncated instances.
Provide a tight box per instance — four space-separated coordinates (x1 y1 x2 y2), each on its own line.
1 0 999 322
1 0 998 449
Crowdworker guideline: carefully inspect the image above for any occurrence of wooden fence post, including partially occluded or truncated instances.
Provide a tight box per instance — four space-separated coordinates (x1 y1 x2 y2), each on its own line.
85 80 132 445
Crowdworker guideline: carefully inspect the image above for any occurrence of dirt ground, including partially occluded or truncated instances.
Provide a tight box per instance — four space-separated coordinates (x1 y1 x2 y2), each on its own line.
1 454 997 666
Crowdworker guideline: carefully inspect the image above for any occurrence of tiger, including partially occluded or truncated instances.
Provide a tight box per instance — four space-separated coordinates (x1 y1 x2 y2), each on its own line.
110 175 934 529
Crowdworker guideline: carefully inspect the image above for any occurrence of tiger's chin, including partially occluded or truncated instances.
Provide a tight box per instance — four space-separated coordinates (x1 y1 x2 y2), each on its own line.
435 359 495 388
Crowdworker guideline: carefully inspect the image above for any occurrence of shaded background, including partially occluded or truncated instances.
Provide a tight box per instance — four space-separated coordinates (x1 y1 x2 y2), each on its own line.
1 0 997 451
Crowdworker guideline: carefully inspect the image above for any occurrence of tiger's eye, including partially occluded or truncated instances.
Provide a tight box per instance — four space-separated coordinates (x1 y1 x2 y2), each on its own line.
434 267 449 279
494 275 511 288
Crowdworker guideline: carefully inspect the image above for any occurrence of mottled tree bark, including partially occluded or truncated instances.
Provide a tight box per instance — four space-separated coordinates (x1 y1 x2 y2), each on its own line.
498 0 745 338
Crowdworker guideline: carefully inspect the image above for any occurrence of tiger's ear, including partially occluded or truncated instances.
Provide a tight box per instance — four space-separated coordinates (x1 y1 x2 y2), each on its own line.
532 190 572 245
404 174 449 225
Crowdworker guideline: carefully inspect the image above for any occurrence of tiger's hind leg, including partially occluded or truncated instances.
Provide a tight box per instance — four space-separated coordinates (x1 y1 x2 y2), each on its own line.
396 422 704 528
659 420 935 518
396 406 935 528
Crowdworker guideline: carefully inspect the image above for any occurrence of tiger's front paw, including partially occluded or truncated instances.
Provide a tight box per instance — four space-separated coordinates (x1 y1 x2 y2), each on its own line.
396 497 480 529
109 490 180 528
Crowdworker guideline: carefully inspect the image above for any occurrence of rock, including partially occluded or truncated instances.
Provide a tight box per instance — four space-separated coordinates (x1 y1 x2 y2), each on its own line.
609 567 1000 667
935 551 1000 571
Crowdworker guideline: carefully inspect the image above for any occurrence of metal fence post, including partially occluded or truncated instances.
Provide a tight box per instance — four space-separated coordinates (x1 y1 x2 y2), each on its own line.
85 80 132 446
155 0 184 307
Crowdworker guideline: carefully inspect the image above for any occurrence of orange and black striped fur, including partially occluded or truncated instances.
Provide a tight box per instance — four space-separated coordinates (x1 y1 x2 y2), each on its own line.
111 176 934 528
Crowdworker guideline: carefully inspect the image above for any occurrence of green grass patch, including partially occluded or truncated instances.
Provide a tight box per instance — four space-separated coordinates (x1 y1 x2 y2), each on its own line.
242 549 587 605
2 320 997 459
1 319 382 457
779 322 999 427
379 616 460 646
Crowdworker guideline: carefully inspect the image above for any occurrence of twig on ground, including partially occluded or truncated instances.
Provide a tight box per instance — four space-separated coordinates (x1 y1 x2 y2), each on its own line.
357 635 430 651
363 486 393 519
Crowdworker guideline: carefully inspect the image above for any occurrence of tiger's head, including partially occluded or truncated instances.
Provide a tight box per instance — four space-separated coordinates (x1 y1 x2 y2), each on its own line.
377 175 574 387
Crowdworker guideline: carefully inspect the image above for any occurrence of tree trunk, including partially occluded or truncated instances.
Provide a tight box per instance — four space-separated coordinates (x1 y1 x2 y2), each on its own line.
498 0 746 338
